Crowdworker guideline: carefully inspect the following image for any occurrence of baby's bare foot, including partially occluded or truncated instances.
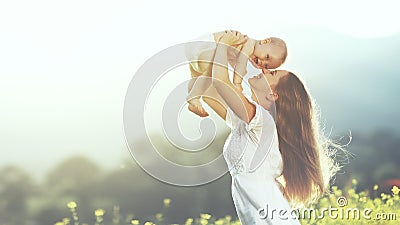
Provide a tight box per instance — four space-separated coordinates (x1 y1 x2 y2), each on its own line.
187 100 209 117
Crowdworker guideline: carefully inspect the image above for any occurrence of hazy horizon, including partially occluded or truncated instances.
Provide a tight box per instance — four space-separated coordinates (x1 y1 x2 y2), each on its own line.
1 0 399 179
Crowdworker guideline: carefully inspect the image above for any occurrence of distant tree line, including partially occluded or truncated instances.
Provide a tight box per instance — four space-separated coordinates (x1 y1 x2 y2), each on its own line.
0 130 399 225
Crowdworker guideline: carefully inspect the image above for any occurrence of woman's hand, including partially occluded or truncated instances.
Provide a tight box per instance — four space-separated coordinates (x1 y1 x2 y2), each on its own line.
219 30 248 46
233 83 243 93
240 38 255 57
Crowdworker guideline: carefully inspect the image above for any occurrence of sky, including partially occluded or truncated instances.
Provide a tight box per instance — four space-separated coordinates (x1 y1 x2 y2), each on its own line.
1 0 399 178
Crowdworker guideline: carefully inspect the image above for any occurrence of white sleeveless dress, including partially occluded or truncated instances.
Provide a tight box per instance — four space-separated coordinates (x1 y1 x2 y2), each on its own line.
223 96 301 225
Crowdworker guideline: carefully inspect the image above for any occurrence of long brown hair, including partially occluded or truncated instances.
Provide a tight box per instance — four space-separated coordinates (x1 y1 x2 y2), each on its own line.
273 72 342 209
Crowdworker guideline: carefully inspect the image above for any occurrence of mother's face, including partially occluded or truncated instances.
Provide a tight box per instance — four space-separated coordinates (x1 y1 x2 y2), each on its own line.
248 70 289 93
248 69 289 107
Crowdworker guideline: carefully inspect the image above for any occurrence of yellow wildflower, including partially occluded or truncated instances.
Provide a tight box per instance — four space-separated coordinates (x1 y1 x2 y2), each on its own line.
163 198 171 207
94 209 105 217
373 184 379 190
67 201 77 209
374 198 382 205
215 219 224 225
386 198 394 206
185 218 193 225
200 213 211 220
156 213 163 221
62 218 70 225
392 186 399 195
200 218 208 225
131 220 139 225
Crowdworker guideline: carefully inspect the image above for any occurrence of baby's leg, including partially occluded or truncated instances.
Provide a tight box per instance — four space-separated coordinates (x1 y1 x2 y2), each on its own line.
187 49 215 117
187 49 213 92
202 84 229 120
187 74 212 102
187 65 210 117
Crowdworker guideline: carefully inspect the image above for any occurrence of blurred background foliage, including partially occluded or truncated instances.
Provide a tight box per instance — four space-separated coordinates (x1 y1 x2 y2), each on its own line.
0 130 399 225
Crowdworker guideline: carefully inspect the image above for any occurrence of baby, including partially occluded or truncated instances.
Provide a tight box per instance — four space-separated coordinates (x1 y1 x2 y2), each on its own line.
185 30 287 117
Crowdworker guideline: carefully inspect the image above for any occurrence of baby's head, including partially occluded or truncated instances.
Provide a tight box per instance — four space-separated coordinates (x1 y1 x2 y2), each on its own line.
250 37 287 70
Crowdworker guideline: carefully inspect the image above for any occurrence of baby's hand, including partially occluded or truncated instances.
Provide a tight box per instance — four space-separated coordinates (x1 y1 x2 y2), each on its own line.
240 39 255 58
220 30 247 46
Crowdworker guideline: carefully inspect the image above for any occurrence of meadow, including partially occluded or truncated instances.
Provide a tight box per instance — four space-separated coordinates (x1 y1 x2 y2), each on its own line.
54 180 399 225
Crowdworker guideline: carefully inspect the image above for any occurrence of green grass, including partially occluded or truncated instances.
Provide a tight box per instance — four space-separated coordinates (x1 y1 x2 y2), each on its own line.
55 180 399 225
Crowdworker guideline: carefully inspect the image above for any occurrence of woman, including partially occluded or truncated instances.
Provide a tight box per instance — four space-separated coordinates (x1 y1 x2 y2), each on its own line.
201 31 341 224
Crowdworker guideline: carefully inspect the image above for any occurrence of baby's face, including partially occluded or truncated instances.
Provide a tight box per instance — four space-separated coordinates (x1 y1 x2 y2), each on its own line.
250 42 284 69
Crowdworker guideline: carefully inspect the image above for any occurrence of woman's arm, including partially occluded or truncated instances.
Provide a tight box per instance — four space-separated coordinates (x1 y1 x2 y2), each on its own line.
212 32 256 124
232 52 246 93
233 38 255 92
202 85 228 120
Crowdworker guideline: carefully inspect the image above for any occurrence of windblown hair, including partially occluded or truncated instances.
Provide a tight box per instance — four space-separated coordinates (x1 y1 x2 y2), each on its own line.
273 72 344 209
268 37 288 64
